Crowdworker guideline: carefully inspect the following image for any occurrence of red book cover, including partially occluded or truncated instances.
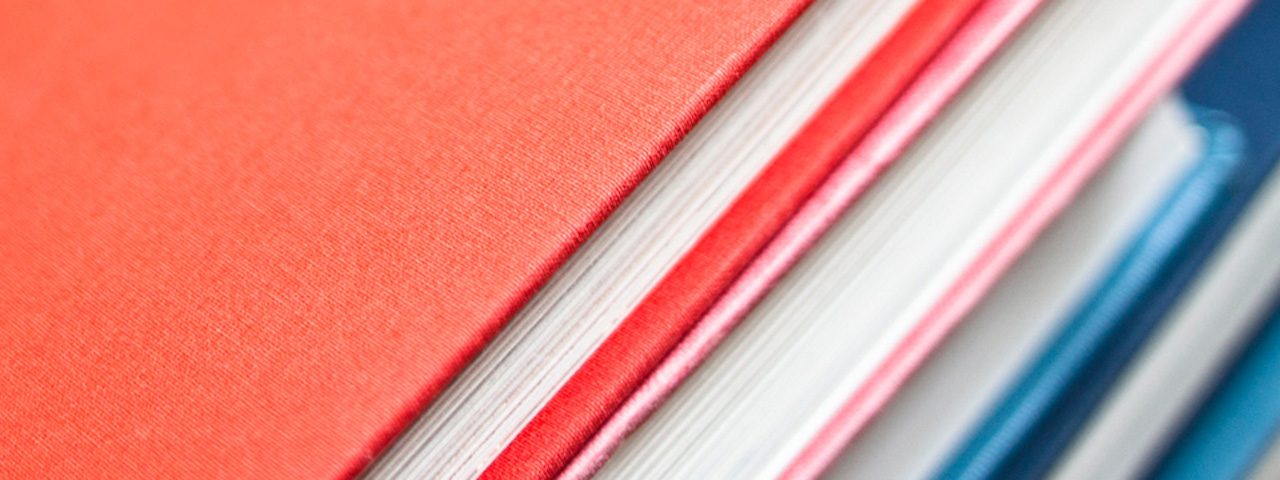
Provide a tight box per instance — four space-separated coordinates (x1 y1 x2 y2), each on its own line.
783 0 1252 476
0 0 809 477
539 1 1043 477
483 0 987 477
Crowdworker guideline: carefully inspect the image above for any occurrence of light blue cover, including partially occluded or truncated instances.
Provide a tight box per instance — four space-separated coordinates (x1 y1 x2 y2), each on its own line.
1148 300 1280 479
1144 1 1280 475
935 111 1248 480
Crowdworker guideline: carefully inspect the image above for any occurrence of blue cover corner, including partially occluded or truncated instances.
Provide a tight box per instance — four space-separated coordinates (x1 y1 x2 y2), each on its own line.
935 111 1249 480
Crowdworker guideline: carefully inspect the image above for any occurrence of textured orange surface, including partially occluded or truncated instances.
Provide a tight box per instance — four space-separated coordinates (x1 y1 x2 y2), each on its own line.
0 0 806 477
483 0 985 477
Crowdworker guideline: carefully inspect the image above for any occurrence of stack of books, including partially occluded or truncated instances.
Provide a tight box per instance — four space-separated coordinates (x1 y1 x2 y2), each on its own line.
4 0 1278 478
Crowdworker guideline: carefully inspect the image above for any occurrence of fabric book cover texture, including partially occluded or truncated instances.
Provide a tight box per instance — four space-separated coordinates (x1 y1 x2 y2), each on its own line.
529 1 1046 478
0 0 810 477
937 111 1248 480
483 0 987 477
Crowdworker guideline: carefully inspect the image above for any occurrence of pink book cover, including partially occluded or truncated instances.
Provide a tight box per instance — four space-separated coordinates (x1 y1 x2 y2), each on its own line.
784 0 1252 476
556 0 1044 476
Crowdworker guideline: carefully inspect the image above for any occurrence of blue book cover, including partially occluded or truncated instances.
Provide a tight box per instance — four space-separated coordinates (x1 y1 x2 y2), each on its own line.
937 0 1280 474
935 111 1249 480
1148 296 1280 479
1147 3 1280 476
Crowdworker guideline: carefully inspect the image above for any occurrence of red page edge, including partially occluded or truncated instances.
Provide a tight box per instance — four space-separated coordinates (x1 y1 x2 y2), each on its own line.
477 0 985 478
781 0 1254 477
547 0 1042 478
350 2 817 477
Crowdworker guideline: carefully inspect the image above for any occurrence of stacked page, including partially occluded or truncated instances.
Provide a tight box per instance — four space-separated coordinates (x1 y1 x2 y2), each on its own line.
1 0 1261 478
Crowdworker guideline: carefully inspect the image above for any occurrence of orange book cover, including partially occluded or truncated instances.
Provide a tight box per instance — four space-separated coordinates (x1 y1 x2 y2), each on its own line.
0 0 809 477
484 0 988 476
